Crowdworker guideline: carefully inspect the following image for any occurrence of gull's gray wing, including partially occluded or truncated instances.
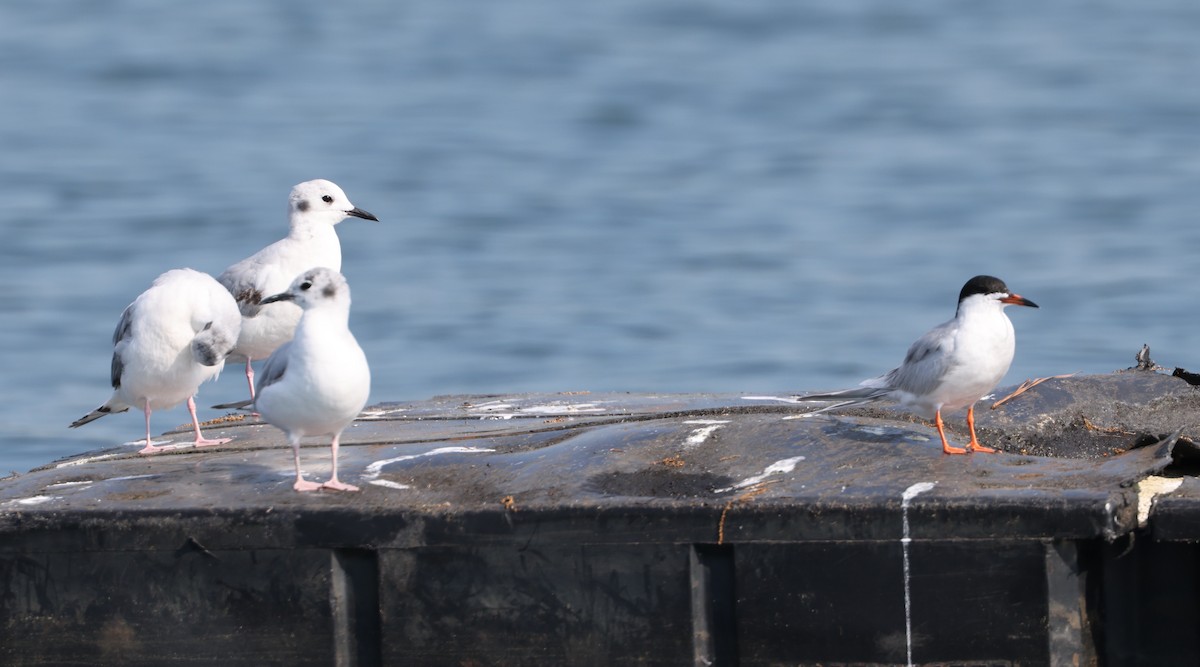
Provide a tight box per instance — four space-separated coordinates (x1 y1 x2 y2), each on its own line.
112 303 134 346
110 303 135 389
255 341 291 395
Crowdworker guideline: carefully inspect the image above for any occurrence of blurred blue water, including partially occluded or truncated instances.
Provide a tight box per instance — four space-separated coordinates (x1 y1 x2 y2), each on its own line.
4 1 1200 472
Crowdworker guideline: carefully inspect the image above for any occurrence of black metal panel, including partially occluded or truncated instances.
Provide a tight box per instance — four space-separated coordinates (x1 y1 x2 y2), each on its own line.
0 547 334 666
733 541 1050 665
1101 538 1200 667
378 544 693 665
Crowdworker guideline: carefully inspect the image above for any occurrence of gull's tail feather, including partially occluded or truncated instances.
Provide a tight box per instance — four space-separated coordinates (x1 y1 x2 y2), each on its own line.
212 399 254 411
69 405 126 428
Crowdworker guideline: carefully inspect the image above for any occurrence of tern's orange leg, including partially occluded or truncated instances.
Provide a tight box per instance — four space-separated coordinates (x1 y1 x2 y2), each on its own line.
935 409 967 455
965 405 996 453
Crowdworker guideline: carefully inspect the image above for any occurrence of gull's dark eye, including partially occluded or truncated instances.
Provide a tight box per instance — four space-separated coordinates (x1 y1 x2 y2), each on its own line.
300 281 313 291
322 195 333 203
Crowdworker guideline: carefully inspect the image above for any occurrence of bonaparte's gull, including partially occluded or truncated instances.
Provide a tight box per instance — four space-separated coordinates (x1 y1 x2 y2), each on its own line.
70 268 241 454
217 179 376 402
237 267 371 492
796 275 1038 454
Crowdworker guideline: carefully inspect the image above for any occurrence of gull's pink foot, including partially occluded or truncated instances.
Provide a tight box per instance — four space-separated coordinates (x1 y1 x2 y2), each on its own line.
321 479 360 492
293 479 322 492
138 443 167 455
193 437 233 448
186 398 234 448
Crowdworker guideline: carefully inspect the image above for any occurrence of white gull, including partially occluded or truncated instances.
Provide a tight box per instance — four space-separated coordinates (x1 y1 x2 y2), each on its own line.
70 268 241 454
235 267 371 492
217 179 377 402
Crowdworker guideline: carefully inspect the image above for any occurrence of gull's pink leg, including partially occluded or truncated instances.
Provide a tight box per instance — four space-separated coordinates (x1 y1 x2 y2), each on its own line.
321 433 359 492
188 397 232 448
244 359 261 416
245 359 256 400
138 400 165 455
291 434 321 492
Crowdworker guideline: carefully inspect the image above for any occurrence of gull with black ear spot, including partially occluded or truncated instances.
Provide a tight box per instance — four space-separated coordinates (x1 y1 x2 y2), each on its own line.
240 267 370 492
796 275 1038 455
70 269 242 454
217 179 378 405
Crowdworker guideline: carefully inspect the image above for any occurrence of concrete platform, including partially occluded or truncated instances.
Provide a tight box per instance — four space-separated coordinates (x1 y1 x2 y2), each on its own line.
3 371 1199 665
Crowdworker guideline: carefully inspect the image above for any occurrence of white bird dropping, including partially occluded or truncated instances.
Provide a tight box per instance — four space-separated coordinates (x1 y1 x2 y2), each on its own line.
217 179 377 403
796 275 1038 455
70 269 242 454
251 268 370 492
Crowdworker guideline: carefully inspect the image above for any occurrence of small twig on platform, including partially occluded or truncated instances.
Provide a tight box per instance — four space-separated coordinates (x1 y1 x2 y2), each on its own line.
717 481 777 545
990 373 1078 410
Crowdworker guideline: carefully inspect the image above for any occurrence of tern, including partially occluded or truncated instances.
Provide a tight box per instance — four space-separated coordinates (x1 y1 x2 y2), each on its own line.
797 275 1038 455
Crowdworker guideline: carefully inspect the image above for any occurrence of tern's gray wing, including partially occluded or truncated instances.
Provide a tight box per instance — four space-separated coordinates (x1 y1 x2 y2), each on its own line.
255 342 291 395
882 319 958 398
110 303 135 389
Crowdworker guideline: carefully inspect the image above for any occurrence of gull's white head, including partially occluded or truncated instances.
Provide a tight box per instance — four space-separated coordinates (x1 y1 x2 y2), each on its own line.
260 267 351 311
288 179 378 227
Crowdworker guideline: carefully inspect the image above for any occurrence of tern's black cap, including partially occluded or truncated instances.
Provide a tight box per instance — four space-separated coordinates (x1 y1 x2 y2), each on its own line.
958 275 1011 302
958 275 1038 309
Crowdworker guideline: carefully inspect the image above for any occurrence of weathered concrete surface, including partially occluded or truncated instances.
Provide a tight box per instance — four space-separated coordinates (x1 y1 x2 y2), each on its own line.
2 370 1199 665
5 371 1193 533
